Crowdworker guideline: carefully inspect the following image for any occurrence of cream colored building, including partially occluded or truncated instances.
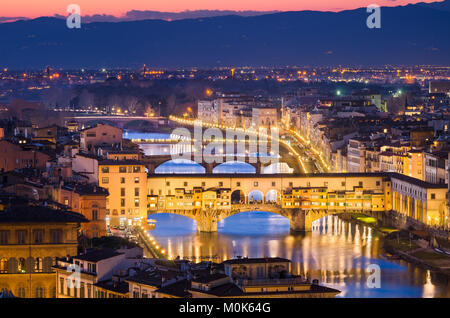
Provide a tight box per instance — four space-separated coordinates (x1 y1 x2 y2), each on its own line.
98 160 148 228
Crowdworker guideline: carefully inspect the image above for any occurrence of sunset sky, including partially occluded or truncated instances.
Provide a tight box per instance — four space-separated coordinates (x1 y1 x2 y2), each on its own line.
0 0 440 18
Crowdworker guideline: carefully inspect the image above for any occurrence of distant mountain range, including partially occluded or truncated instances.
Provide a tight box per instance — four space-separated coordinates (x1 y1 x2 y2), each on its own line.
0 1 449 69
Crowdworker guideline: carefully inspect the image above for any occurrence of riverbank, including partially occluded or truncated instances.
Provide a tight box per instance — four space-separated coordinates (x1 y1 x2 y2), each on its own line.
343 212 450 277
135 226 167 259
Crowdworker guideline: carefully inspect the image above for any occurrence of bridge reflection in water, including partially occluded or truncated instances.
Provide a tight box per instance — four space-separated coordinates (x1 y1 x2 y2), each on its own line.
148 212 450 298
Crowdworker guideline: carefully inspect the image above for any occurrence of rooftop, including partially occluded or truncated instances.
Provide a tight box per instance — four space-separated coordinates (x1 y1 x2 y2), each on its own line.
73 249 123 262
0 206 88 223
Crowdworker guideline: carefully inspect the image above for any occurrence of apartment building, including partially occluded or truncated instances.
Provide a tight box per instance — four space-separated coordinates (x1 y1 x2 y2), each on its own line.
80 123 122 153
98 160 148 228
53 247 142 298
0 206 87 298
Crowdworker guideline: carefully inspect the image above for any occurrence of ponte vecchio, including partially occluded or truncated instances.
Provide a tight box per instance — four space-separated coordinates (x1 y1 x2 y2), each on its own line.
147 172 393 232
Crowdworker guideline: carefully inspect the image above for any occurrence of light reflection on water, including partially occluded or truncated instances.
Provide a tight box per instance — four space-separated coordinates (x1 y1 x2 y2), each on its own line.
148 212 450 298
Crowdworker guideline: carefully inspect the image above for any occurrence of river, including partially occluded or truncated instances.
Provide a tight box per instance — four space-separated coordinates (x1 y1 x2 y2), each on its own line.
127 130 450 297
148 212 450 298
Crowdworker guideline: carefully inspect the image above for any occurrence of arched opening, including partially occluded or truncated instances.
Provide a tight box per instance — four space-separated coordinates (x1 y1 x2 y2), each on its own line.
84 119 116 129
148 213 197 236
248 190 264 204
213 161 256 174
155 159 205 174
265 190 279 203
0 258 7 273
218 211 290 235
35 286 45 298
231 190 246 204
123 120 153 130
263 162 293 174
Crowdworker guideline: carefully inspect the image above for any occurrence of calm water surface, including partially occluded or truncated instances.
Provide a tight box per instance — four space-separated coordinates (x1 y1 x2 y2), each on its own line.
148 212 450 298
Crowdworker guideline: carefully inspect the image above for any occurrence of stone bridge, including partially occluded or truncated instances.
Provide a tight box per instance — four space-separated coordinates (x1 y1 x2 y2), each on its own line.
149 204 346 232
65 116 167 129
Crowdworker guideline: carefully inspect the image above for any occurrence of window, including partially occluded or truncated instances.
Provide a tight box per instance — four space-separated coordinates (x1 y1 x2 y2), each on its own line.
51 229 62 243
18 287 26 298
376 181 380 186
121 188 125 196
254 182 258 187
134 177 139 184
119 167 127 173
101 177 109 184
289 182 293 187
120 177 125 184
431 193 436 199
135 188 139 197
0 231 9 244
60 278 64 295
121 199 125 207
341 182 346 187
359 181 363 187
184 182 188 187
219 182 223 187
166 182 170 186
236 182 241 187
33 230 44 243
101 167 109 173
133 166 141 173
92 210 98 221
0 258 7 273
35 257 43 272
272 182 276 186
36 287 44 298
135 199 140 207
88 263 97 273
87 284 92 298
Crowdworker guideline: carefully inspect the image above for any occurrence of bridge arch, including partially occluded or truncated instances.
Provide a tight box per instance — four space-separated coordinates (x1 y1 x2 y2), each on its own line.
83 119 116 129
248 190 264 203
263 162 293 174
212 161 256 174
265 189 279 203
123 119 154 130
231 189 246 204
154 159 205 174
